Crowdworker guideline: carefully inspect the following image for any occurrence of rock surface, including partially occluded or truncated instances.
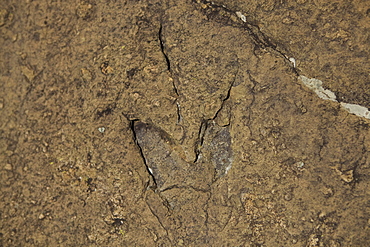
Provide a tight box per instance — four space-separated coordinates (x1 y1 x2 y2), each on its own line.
1 0 370 246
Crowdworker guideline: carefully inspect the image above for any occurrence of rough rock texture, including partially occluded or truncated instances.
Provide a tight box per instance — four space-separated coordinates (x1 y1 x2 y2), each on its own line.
1 0 370 246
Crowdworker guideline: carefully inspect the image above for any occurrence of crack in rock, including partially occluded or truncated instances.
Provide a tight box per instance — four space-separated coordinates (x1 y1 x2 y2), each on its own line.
197 1 370 122
193 65 237 163
299 75 370 120
159 24 181 124
197 121 233 178
197 0 299 75
159 24 171 72
130 120 157 190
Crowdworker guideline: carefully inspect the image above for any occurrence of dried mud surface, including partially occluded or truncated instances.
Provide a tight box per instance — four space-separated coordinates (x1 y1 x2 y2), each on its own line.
1 0 370 246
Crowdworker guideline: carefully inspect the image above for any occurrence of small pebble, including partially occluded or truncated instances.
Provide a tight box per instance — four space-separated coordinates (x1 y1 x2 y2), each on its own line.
4 163 12 170
284 193 293 201
340 170 354 183
38 213 45 220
